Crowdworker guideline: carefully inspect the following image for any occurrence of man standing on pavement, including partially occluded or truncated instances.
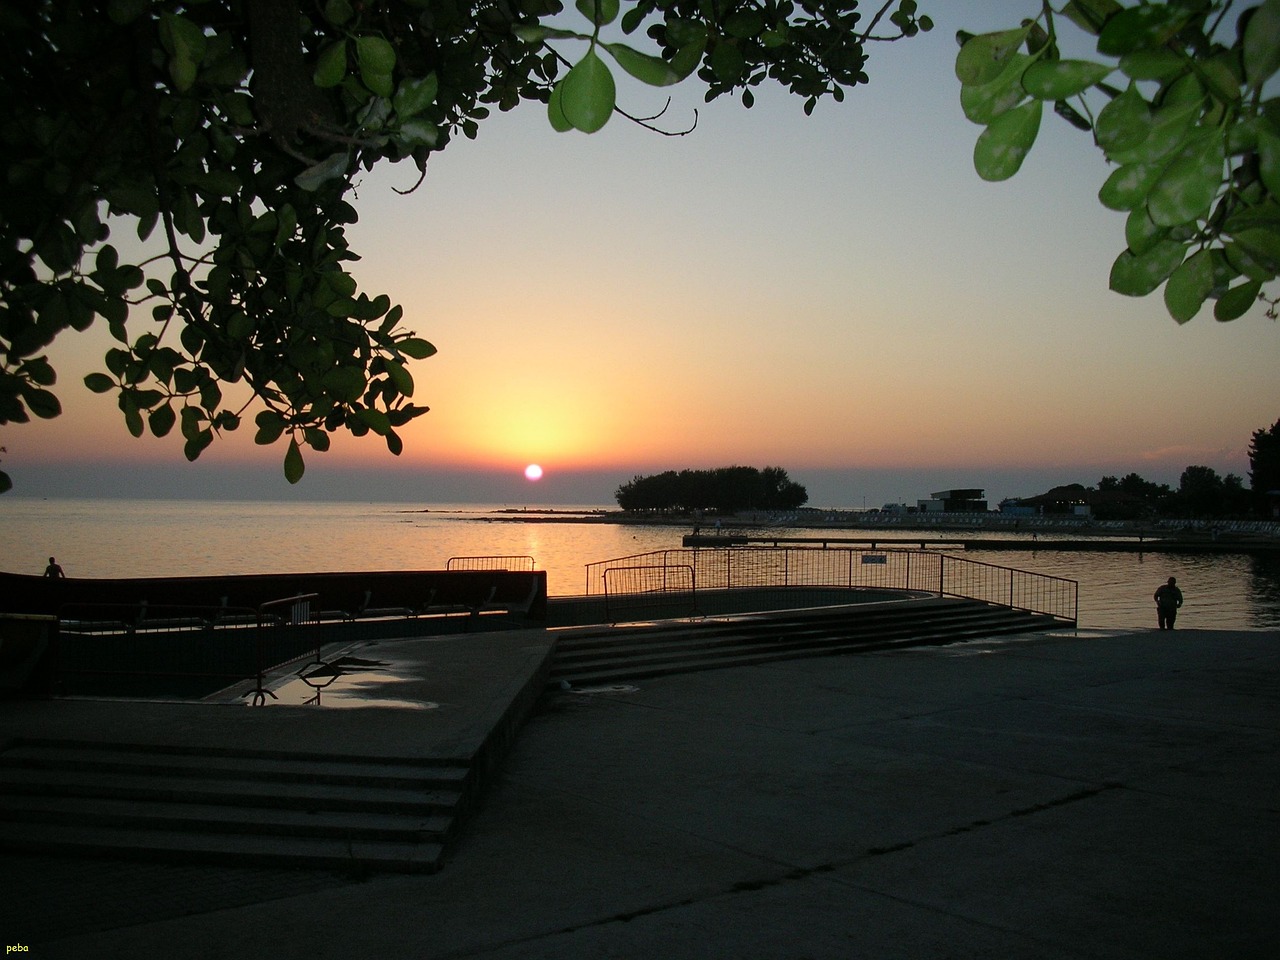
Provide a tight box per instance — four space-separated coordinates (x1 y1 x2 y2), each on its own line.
1154 576 1183 630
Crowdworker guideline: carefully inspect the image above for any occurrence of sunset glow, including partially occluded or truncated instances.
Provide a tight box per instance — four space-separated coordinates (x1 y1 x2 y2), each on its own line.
3 0 1274 509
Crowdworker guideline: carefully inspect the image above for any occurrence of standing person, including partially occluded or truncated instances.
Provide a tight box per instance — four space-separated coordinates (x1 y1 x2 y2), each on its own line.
43 556 64 579
1154 576 1183 630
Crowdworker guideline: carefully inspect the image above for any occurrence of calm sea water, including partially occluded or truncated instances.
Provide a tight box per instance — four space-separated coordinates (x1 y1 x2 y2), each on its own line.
3 498 1279 631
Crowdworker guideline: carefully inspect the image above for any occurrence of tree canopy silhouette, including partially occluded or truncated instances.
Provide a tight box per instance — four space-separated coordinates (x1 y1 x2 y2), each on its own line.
0 0 930 493
615 465 808 512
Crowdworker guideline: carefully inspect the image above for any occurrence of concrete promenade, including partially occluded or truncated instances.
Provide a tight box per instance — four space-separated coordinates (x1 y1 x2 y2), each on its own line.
2 626 1277 959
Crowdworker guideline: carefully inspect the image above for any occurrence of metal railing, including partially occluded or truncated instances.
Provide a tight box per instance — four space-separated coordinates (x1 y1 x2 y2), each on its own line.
585 547 1077 623
603 564 696 622
52 593 323 699
447 555 536 571
249 593 322 706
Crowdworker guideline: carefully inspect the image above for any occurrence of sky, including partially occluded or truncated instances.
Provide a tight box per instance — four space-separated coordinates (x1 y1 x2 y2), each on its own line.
4 0 1277 509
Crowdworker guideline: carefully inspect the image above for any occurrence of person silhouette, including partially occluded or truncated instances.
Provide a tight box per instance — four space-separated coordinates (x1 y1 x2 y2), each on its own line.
1153 576 1183 630
43 556 65 579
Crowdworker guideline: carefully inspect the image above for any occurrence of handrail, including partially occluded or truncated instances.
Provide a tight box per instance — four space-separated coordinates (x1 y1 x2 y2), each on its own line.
249 593 322 706
584 546 1078 623
446 555 536 571
50 594 325 700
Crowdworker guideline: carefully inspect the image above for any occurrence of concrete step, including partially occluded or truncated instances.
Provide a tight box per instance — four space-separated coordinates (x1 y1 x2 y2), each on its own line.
0 740 469 790
551 608 1033 665
550 603 1061 686
0 765 462 815
0 820 445 873
0 794 454 842
0 739 469 872
554 599 1019 653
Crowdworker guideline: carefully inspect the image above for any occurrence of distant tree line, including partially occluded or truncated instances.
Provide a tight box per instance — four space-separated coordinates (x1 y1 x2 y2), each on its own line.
615 466 808 514
1058 417 1280 520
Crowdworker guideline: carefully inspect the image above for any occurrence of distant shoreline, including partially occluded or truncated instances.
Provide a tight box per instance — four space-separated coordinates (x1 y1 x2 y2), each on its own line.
452 508 1280 543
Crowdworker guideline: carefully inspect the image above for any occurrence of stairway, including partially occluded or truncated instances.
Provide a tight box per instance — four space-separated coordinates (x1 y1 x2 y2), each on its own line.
0 739 470 873
550 597 1065 688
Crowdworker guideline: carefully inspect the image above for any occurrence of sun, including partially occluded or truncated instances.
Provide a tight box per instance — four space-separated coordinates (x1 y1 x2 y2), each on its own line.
524 463 543 481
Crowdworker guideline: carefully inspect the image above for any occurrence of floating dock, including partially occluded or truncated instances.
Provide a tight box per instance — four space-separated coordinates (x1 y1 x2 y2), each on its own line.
681 534 1280 554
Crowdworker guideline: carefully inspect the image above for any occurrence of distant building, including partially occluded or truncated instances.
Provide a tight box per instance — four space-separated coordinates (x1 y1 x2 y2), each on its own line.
1017 484 1150 520
916 489 988 513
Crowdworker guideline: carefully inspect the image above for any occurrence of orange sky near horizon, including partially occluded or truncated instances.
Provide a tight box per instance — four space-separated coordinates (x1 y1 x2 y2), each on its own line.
3 0 1275 504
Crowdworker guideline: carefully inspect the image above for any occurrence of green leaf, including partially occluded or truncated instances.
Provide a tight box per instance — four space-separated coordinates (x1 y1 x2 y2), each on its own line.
284 438 306 483
304 428 331 453
576 0 619 27
324 365 367 402
709 40 746 84
724 9 765 39
1097 4 1191 57
254 410 286 445
184 429 213 462
295 152 350 191
356 35 396 75
1215 278 1262 321
1094 84 1152 155
0 471 11 495
670 38 707 80
397 119 440 149
386 430 404 456
559 48 616 133
1146 132 1225 227
121 393 144 438
1106 93 1202 166
1099 162 1162 211
959 52 1030 125
547 82 575 132
955 27 1031 87
1125 207 1167 256
603 42 681 87
160 12 207 91
1021 59 1112 100
1245 0 1280 90
1259 127 1280 199
24 388 61 420
22 357 56 387
393 74 439 118
621 6 646 33
148 403 177 437
1119 48 1187 82
384 359 414 396
1163 249 1223 323
1061 0 1123 35
323 0 354 26
357 408 391 434
357 35 395 97
180 405 205 441
397 337 437 359
512 24 584 43
1109 240 1187 296
973 99 1042 181
314 41 347 88
1231 227 1280 273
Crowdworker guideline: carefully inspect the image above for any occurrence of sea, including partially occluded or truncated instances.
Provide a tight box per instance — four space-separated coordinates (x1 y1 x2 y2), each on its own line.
3 498 1280 632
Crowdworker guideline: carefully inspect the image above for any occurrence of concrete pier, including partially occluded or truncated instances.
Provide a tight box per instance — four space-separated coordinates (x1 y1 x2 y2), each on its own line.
2 625 1276 958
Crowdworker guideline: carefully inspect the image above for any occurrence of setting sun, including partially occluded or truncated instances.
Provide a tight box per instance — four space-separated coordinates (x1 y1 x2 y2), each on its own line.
524 464 543 481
